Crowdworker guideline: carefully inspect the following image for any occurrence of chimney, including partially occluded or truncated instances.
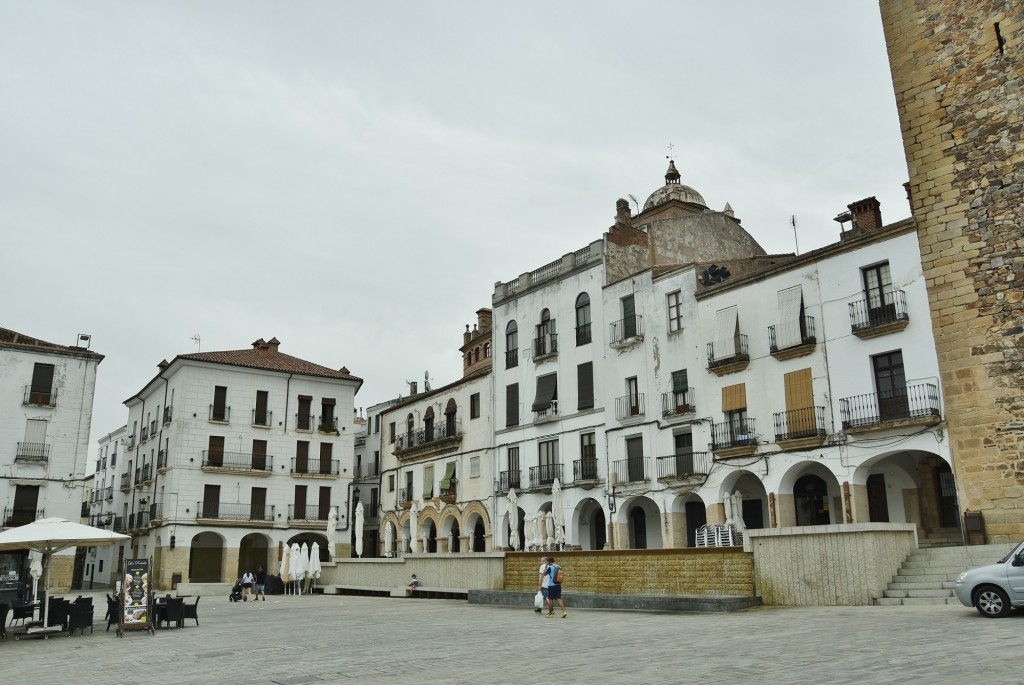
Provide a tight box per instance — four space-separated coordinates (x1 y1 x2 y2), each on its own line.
903 181 913 212
409 381 418 395
266 337 280 353
615 198 631 227
464 324 472 346
157 359 169 371
848 197 882 232
251 338 266 349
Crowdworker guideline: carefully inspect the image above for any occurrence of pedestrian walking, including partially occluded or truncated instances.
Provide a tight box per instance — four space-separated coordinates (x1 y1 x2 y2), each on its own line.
241 569 255 602
543 556 566 618
255 566 267 601
536 556 550 614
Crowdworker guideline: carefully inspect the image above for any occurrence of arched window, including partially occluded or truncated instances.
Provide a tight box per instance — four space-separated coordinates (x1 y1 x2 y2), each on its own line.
535 309 555 356
406 413 415 441
505 321 518 369
474 346 480 363
424 407 435 442
575 293 591 345
445 398 458 436
484 342 491 358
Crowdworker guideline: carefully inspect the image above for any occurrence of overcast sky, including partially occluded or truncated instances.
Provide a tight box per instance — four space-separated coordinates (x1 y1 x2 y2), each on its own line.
0 2 911 456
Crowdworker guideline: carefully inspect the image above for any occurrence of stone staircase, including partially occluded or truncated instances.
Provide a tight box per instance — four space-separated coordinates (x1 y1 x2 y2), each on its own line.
876 541 1013 606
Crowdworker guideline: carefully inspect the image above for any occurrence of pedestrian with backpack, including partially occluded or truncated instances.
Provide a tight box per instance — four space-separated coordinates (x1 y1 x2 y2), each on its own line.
543 556 566 618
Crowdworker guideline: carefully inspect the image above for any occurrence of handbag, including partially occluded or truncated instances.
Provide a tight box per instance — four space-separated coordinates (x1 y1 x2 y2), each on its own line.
534 591 544 609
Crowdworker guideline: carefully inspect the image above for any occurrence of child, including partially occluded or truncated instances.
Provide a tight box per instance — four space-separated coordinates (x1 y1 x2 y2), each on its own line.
407 574 421 593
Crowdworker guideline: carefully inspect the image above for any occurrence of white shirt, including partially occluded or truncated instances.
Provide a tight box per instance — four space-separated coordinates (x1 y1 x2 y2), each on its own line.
539 563 550 588
242 573 254 584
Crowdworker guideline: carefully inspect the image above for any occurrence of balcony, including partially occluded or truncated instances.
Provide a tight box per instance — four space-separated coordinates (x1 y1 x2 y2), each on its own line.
15 442 49 463
129 511 150 531
291 457 340 477
528 463 562 489
438 483 458 504
140 427 149 443
768 316 817 360
533 400 560 424
120 473 131 492
398 488 414 509
354 463 380 481
849 290 910 338
252 409 273 428
394 419 463 460
355 435 367 447
614 394 645 422
295 413 314 431
208 404 231 423
609 315 644 348
133 468 143 485
498 470 522 494
149 503 164 522
575 323 591 346
104 486 113 501
573 457 599 483
611 456 649 484
141 464 153 483
287 504 333 521
202 450 274 473
113 516 126 533
317 417 339 434
773 406 827 447
706 335 750 375
162 405 173 425
711 418 758 457
196 501 275 523
657 451 712 481
505 348 519 369
157 449 169 470
126 435 136 449
533 333 558 361
839 383 941 433
23 385 56 407
4 507 43 527
91 513 112 529
661 389 696 419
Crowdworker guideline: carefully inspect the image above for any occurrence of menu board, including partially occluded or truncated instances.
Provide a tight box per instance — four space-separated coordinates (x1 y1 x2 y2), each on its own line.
122 559 150 625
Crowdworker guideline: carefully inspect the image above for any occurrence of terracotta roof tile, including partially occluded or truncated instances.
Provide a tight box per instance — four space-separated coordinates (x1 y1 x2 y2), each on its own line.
177 347 361 383
0 327 103 360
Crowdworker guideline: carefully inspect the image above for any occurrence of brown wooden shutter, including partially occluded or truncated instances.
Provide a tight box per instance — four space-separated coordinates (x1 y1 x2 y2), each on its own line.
721 383 747 412
320 442 333 475
250 487 267 520
207 436 224 466
294 485 307 519
318 486 331 520
506 383 519 427
296 440 309 473
577 362 594 409
252 439 267 471
784 368 815 435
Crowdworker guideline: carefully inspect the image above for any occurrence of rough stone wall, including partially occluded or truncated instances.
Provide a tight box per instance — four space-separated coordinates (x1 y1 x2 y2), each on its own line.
881 0 1024 542
504 549 754 597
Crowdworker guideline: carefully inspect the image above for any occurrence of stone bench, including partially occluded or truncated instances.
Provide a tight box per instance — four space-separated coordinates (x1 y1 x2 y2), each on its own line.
405 586 469 600
331 585 391 597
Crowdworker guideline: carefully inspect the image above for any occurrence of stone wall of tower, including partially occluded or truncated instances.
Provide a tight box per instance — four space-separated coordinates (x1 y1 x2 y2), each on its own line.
880 1 1024 542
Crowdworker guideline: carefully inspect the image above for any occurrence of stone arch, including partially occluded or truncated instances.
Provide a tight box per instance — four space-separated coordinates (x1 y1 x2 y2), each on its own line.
189 531 226 583
851 449 954 533
572 497 606 550
440 512 461 553
774 461 843 527
237 532 273 578
418 506 441 553
380 513 402 557
717 470 769 529
286 532 329 562
462 501 490 552
668 492 707 547
620 495 663 549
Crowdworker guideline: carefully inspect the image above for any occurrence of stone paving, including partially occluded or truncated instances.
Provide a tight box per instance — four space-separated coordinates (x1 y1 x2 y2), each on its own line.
2 590 1020 685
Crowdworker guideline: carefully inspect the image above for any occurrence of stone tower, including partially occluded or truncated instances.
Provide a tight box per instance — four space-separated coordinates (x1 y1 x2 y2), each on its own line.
880 1 1024 542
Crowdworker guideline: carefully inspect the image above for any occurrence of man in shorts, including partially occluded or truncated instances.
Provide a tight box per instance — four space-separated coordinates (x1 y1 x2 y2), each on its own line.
255 566 267 601
544 556 566 618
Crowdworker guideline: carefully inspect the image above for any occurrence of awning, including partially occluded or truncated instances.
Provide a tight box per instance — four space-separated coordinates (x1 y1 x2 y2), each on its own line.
532 373 558 411
714 307 738 359
439 462 457 490
775 286 804 349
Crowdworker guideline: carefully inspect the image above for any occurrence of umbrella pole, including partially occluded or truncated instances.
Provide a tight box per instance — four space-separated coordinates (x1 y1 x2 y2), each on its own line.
41 551 50 627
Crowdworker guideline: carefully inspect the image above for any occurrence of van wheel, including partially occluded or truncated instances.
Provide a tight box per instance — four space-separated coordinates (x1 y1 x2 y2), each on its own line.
974 585 1011 618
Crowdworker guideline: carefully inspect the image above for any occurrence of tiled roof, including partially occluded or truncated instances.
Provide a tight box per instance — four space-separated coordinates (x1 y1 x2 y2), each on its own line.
176 347 362 383
0 327 103 360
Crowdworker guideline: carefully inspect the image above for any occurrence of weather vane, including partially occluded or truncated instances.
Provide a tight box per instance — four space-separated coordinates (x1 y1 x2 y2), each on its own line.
666 142 675 160
191 334 201 352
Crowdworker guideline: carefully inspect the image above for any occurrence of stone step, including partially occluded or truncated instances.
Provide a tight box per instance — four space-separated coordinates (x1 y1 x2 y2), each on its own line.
875 596 957 606
887 581 946 590
883 588 953 599
893 571 961 581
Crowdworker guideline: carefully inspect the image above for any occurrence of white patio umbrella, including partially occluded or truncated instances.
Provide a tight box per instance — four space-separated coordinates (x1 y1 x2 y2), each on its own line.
326 507 338 559
279 545 291 594
308 542 322 592
384 521 394 557
354 502 365 558
0 517 129 633
289 542 304 594
524 511 534 551
552 478 565 548
408 503 419 554
545 511 555 548
29 550 43 601
506 489 519 551
299 542 311 593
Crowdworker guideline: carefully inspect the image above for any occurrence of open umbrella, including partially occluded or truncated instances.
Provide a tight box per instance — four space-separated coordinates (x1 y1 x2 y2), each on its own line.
384 521 394 557
0 517 129 634
507 489 519 551
326 507 337 558
300 542 311 593
552 478 565 548
308 542 322 592
289 542 304 594
408 503 419 554
354 502 364 558
279 545 291 594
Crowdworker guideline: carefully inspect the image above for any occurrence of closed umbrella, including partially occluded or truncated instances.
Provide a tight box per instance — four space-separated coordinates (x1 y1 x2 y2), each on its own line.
289 542 304 594
308 542 322 592
408 503 419 554
326 507 337 559
279 545 291 594
300 542 311 594
384 521 394 558
354 502 365 558
552 478 565 548
29 550 43 601
545 511 555 548
507 489 519 551
0 517 129 634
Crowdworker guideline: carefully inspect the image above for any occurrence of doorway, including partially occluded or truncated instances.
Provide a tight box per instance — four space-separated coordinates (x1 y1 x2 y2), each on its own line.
794 475 831 526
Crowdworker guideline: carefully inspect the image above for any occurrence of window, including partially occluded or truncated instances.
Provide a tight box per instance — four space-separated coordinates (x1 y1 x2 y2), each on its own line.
252 439 268 470
439 462 456 493
671 369 689 408
424 407 435 441
783 368 815 436
297 395 312 431
294 485 308 519
374 415 381 434
674 432 694 474
505 321 519 369
212 386 228 422
862 262 895 323
539 439 558 484
255 390 270 426
580 432 596 460
319 442 333 475
535 309 555 356
625 436 645 481
622 294 637 337
470 393 481 419
388 474 395 492
389 422 396 444
506 383 519 427
445 398 458 436
775 286 807 349
873 350 908 420
423 465 434 498
470 455 480 478
28 363 55 405
575 293 591 345
712 306 740 360
484 342 491 358
206 436 224 467
626 377 640 415
577 362 594 410
295 440 309 473
369 487 379 516
406 413 415 440
320 398 336 431
667 291 683 332
722 383 750 443
532 373 558 415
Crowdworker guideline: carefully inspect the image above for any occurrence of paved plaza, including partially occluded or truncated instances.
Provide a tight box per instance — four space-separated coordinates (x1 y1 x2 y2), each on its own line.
2 591 1020 685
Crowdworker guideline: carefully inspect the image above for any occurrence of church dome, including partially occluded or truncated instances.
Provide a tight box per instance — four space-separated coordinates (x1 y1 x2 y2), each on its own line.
643 159 707 211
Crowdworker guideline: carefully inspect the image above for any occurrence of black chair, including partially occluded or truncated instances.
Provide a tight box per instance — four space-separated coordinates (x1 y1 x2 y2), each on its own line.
0 602 8 639
160 597 184 629
67 601 94 636
46 597 70 632
105 597 120 632
182 596 200 626
11 602 36 627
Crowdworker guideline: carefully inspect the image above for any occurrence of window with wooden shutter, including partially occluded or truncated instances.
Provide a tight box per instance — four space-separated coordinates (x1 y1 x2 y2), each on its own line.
506 383 519 427
783 368 815 436
721 383 747 412
577 362 594 409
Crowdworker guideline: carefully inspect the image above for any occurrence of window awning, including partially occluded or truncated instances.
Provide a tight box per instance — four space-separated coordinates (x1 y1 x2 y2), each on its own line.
713 307 738 359
532 374 558 411
775 286 804 349
439 462 457 490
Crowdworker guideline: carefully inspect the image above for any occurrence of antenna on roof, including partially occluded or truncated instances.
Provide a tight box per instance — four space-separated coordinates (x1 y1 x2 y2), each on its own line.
191 334 201 352
791 215 800 256
627 194 639 213
666 142 675 160
424 371 432 392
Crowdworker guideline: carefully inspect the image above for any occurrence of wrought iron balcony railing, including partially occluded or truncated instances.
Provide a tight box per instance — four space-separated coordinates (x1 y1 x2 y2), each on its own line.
394 418 463 451
252 409 273 427
498 470 521 493
661 389 696 417
528 463 562 488
23 385 56 407
197 501 275 522
707 335 750 369
768 316 817 352
656 452 712 479
120 473 131 491
291 458 340 476
140 427 149 443
773 406 826 441
157 449 168 469
573 458 598 482
505 348 519 369
533 333 558 358
839 383 940 429
615 394 645 420
288 504 333 520
295 413 314 431
208 404 231 422
611 456 649 484
318 417 339 433
104 486 113 500
163 405 173 425
575 322 592 346
15 442 49 463
399 487 414 503
202 450 274 472
609 315 644 345
849 290 909 332
354 463 380 479
711 418 757 450
4 507 43 527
